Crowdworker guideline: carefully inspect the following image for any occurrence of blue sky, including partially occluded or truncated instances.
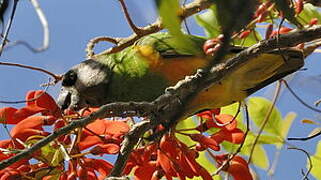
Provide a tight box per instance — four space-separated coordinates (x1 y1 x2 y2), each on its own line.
0 0 321 179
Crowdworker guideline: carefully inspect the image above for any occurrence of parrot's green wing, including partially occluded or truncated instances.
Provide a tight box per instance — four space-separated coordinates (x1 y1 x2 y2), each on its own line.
99 33 206 102
136 32 206 57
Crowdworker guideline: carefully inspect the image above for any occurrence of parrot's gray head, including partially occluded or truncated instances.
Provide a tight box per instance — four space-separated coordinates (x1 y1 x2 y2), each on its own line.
57 59 111 110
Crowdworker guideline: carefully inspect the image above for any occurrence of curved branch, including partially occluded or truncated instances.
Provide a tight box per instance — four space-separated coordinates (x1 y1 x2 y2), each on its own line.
288 147 313 180
0 61 62 82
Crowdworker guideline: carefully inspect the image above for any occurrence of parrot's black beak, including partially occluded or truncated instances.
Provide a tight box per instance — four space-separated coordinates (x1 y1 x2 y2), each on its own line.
57 86 85 110
57 88 71 110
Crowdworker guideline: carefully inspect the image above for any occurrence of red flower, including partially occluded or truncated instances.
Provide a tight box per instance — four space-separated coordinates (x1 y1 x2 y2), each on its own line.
189 133 220 151
196 108 220 119
211 128 245 144
196 113 237 132
270 27 293 38
78 119 129 151
0 90 61 125
214 154 253 180
81 158 113 179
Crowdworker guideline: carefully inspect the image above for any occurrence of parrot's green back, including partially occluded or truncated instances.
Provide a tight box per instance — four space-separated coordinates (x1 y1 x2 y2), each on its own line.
95 32 207 102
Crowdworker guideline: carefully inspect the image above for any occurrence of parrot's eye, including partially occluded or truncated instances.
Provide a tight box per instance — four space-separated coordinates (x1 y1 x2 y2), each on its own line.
62 70 77 86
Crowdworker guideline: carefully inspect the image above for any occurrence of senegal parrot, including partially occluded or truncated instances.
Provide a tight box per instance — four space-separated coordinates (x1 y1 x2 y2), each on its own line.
57 32 304 117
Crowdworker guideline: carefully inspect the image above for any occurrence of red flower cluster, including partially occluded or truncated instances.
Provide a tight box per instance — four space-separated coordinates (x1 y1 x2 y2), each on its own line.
58 158 113 180
194 109 245 150
124 134 212 180
122 108 252 180
0 90 130 179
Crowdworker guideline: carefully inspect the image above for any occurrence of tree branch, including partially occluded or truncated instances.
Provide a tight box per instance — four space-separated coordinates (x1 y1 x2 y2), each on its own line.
109 120 152 177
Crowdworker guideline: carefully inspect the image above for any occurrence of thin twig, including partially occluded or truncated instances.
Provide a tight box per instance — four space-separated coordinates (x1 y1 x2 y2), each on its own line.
281 79 321 113
118 0 142 35
277 18 288 62
0 61 62 82
86 36 120 58
0 0 18 56
288 130 321 141
288 147 313 180
314 98 321 107
248 81 281 164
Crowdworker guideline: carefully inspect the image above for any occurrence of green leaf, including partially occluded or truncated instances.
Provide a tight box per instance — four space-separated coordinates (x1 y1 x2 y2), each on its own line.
221 141 239 153
277 112 296 149
176 116 198 131
194 6 221 38
241 135 270 169
254 134 283 145
248 144 269 170
26 136 65 166
247 97 282 136
310 141 321 179
156 0 201 55
298 3 321 25
51 149 64 167
175 117 199 147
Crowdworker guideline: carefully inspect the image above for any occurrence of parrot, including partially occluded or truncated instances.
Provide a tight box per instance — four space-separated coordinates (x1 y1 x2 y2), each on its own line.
57 32 304 117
